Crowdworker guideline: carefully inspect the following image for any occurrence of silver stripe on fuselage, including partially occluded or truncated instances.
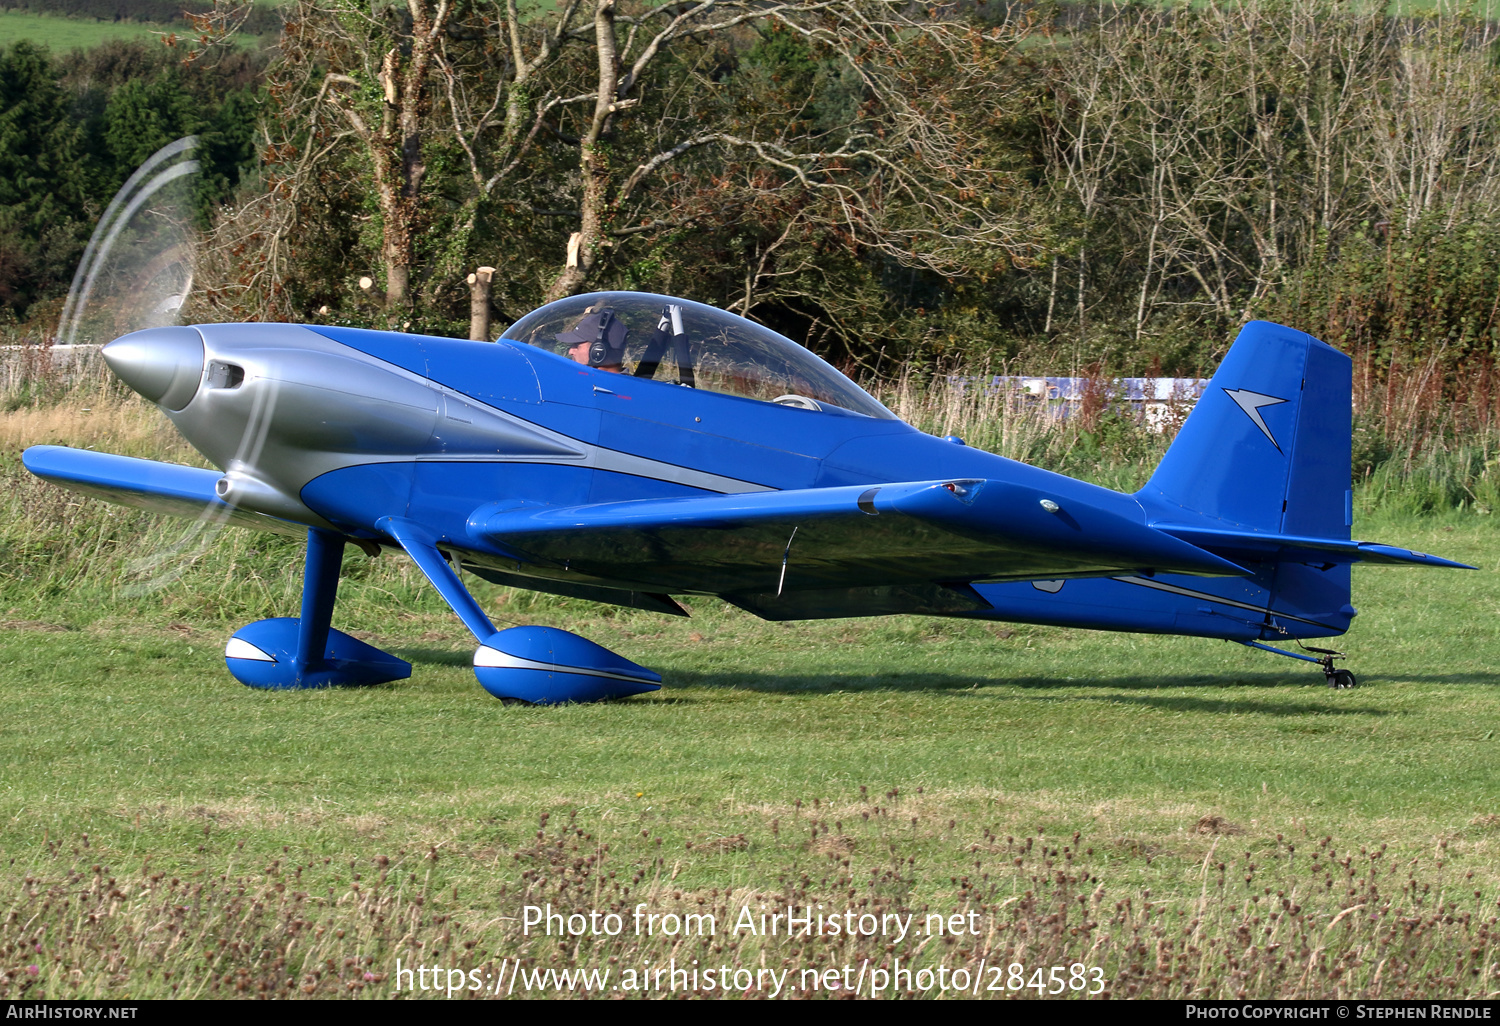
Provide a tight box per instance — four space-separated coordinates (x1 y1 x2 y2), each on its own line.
474 647 657 683
1112 575 1337 629
338 339 775 494
421 444 776 495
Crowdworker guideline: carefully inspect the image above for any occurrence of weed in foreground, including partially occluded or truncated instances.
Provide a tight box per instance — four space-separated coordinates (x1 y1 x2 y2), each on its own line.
0 808 1495 999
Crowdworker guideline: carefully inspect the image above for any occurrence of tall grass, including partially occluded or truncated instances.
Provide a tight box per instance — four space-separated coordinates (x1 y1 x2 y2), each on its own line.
880 354 1500 510
875 371 1176 493
2 811 1495 999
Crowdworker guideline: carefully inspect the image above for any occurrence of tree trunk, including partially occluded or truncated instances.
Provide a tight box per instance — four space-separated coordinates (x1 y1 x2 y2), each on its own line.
371 4 444 311
469 266 495 340
543 0 619 303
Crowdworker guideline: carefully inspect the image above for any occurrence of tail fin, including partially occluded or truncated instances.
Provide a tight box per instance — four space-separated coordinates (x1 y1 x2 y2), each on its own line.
1141 320 1351 540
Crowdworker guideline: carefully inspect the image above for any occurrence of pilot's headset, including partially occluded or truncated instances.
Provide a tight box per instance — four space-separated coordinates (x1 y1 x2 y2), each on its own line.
556 306 628 367
589 309 627 367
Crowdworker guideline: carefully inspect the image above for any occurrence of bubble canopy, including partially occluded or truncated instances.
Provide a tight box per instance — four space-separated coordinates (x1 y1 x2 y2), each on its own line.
501 292 896 420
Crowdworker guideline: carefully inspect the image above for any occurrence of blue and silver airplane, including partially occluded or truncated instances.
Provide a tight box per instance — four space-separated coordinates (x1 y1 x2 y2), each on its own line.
21 292 1471 702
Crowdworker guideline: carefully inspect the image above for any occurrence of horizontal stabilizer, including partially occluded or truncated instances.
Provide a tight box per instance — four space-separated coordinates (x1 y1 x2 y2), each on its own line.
22 445 303 537
1354 542 1475 569
1156 522 1475 569
467 478 1246 596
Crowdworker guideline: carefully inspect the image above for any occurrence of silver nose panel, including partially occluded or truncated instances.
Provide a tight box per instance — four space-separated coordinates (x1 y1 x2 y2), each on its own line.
101 326 204 410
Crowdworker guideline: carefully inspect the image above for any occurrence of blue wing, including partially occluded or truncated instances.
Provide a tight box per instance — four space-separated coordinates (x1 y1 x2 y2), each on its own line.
23 445 304 537
461 477 1470 627
467 478 1248 601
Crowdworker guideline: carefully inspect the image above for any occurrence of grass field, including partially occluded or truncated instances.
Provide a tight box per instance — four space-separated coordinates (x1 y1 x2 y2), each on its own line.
0 10 175 49
0 8 270 50
0 386 1496 999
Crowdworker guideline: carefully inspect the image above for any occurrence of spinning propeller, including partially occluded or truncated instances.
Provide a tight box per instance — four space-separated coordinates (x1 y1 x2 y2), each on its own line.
58 136 276 594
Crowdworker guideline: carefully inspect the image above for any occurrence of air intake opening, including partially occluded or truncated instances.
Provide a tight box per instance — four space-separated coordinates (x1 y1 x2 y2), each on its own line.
207 361 244 389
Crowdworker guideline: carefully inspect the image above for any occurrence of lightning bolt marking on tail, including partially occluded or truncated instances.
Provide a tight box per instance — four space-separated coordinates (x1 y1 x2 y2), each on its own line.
1222 388 1289 451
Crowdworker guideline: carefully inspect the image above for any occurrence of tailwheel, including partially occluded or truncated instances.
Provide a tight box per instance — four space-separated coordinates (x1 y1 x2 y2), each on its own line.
1328 668 1358 690
1242 640 1357 689
1299 645 1353 689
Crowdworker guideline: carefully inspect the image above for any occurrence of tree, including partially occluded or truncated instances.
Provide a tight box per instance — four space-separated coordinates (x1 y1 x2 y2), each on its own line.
103 71 201 173
292 0 458 308
222 0 1042 339
0 42 90 317
530 0 1045 305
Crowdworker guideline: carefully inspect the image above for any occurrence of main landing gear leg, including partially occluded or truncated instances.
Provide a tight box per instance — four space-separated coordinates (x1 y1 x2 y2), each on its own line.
375 516 661 705
1241 640 1358 689
224 527 412 689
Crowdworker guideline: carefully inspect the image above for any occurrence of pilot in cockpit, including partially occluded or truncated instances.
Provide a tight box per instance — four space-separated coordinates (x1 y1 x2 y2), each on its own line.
556 307 627 373
555 303 697 388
